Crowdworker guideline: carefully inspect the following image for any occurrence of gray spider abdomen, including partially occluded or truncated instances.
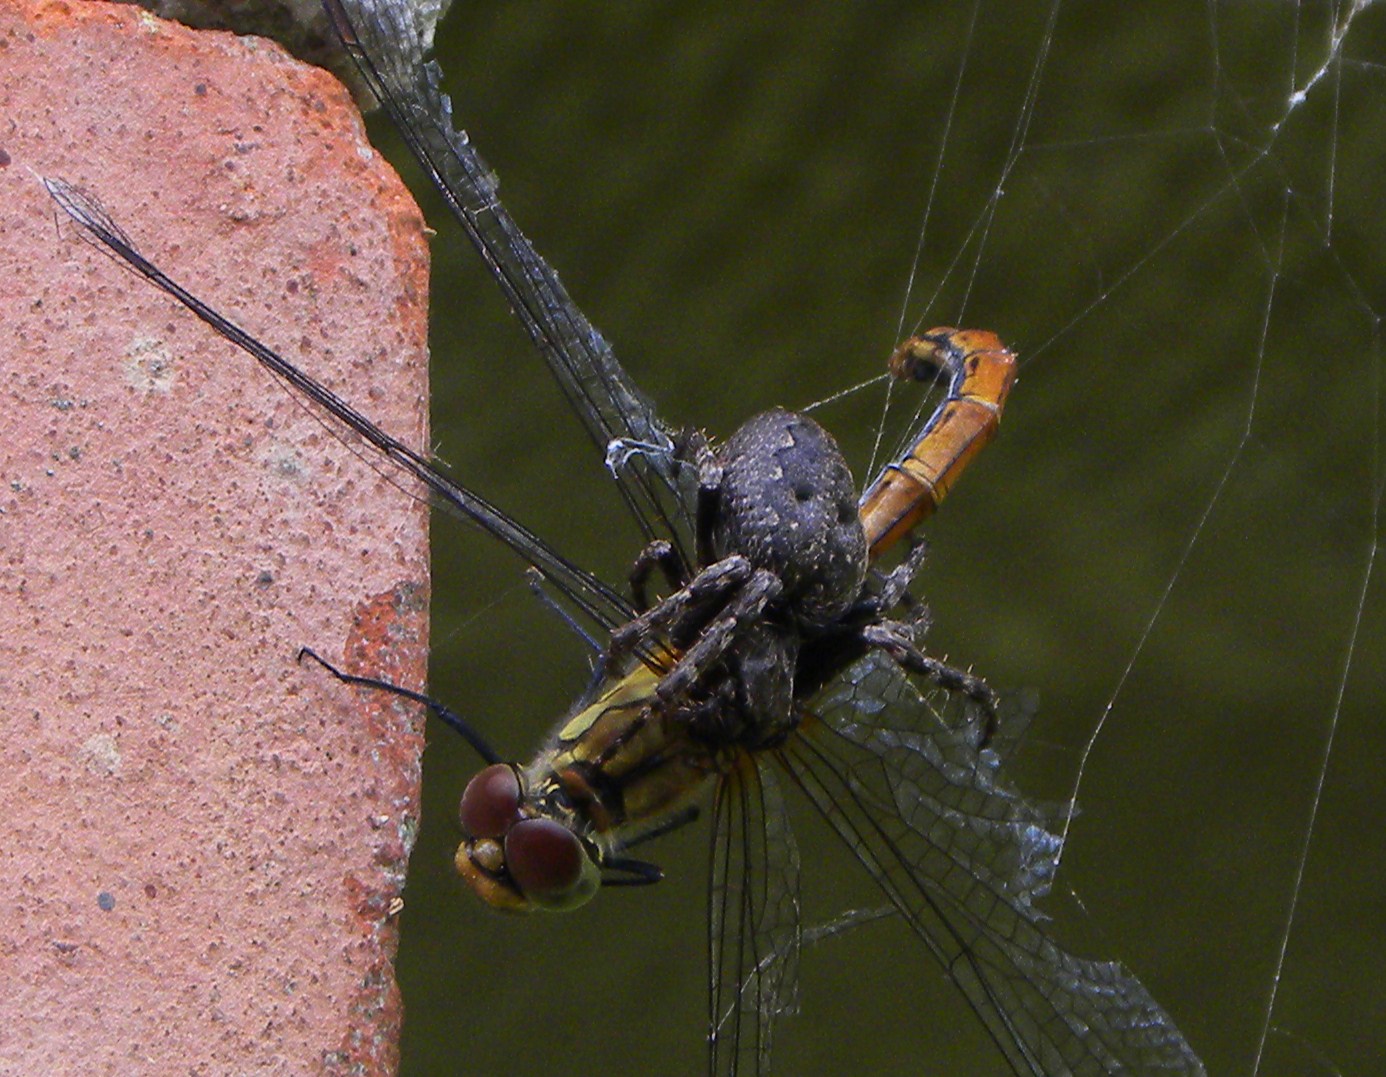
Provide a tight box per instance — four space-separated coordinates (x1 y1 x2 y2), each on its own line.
713 409 867 626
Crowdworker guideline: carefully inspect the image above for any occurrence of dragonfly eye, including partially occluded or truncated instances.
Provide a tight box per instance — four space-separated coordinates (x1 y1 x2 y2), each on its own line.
458 763 524 839
455 766 598 912
504 817 600 911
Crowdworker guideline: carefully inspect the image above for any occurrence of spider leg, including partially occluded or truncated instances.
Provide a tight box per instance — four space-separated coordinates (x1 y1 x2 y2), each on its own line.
685 431 723 569
845 537 932 635
653 567 782 705
873 535 931 612
894 591 933 641
860 620 998 745
604 554 753 675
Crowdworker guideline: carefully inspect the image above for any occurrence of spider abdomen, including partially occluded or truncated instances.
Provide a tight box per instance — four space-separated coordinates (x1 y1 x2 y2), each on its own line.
712 408 867 627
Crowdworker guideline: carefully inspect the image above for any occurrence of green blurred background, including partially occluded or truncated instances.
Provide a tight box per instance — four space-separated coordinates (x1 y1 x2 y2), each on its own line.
359 3 1386 1074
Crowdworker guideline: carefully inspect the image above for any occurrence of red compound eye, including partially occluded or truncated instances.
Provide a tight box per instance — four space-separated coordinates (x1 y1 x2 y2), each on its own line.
458 764 523 839
505 818 593 907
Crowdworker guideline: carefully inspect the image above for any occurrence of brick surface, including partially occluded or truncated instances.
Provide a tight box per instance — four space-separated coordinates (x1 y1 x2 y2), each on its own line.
0 1 430 1071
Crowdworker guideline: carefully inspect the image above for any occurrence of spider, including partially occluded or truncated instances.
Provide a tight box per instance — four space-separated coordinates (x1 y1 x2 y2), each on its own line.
448 328 1014 912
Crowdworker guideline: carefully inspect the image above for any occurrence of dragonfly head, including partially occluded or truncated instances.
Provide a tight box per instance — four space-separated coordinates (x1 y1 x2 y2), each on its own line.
455 762 601 913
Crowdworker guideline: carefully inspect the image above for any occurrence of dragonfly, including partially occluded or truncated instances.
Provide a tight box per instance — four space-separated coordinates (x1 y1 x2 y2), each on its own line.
45 0 1206 1071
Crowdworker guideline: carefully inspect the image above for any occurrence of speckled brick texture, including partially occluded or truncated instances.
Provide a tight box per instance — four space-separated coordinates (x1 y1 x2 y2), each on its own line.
0 1 430 1072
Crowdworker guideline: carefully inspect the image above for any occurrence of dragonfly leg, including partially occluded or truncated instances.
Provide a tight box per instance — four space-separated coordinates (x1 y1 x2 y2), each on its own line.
297 648 502 765
525 568 603 653
859 622 998 744
600 857 664 887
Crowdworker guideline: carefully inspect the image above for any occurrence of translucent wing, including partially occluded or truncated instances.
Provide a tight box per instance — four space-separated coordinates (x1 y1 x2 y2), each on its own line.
324 0 695 559
781 652 1206 1076
708 758 802 1077
44 177 634 635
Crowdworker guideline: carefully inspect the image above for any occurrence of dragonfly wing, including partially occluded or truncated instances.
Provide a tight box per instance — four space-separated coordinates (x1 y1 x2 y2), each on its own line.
324 0 696 556
781 652 1206 1076
45 176 634 634
708 757 802 1076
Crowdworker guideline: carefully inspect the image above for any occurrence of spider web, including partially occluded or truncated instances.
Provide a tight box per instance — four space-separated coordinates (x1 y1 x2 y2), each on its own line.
393 4 1384 1075
864 5 1384 1075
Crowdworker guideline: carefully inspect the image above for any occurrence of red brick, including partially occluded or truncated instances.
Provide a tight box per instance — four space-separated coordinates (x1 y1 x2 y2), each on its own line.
0 1 429 1071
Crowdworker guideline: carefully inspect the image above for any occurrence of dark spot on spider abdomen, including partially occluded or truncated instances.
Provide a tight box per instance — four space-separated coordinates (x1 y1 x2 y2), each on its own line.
713 409 866 626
